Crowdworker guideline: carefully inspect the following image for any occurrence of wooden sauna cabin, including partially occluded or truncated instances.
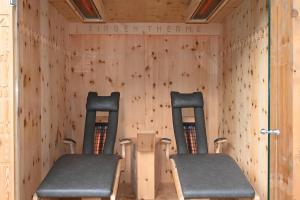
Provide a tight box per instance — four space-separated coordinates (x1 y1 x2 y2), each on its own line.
1 0 300 200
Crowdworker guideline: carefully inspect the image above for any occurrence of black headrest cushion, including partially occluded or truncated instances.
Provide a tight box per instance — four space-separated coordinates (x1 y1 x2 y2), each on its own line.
171 92 203 108
86 92 120 111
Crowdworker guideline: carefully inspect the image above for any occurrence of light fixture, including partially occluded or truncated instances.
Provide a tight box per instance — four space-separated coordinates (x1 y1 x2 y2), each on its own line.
67 0 104 22
9 0 16 6
187 0 228 23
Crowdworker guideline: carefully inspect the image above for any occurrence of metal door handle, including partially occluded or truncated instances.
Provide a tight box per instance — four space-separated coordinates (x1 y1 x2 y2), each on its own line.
260 129 280 136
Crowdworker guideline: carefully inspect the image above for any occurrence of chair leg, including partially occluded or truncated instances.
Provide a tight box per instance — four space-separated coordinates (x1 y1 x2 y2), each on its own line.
251 187 260 200
32 193 39 200
254 193 260 200
170 159 184 200
110 160 122 200
110 196 116 200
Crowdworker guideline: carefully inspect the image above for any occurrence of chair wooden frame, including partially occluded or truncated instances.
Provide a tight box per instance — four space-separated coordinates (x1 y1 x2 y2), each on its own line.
160 138 261 200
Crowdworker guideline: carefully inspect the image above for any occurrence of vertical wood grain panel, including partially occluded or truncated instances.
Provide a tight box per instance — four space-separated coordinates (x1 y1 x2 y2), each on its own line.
293 1 300 199
222 0 269 199
0 1 14 199
18 0 68 199
270 0 293 199
144 35 222 183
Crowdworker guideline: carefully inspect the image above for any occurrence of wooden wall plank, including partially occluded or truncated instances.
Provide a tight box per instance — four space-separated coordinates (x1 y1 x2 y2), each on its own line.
18 0 68 199
0 1 15 200
293 1 300 199
270 0 294 199
221 0 269 199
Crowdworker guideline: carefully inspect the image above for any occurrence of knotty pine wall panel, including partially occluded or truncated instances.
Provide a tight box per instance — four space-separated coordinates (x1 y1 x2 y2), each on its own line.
221 0 269 199
18 0 68 199
269 0 293 198
293 0 300 198
0 1 14 200
66 34 222 183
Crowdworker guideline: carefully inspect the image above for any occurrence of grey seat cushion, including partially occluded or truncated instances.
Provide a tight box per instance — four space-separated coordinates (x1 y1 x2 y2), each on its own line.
37 154 119 198
171 154 255 199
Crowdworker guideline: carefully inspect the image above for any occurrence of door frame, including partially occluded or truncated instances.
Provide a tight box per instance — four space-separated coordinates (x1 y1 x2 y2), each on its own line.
269 0 294 199
0 1 16 200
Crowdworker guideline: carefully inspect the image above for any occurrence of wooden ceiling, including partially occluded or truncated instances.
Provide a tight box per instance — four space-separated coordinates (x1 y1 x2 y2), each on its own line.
49 0 243 23
102 0 190 22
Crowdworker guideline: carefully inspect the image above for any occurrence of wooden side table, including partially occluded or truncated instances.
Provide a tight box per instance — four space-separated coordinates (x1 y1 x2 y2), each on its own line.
131 131 160 200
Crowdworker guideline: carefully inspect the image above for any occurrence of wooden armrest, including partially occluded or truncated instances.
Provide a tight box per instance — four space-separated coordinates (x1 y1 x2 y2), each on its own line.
161 138 171 144
63 138 76 154
119 138 132 159
63 138 76 144
214 137 227 153
119 138 132 145
161 138 171 159
214 137 227 144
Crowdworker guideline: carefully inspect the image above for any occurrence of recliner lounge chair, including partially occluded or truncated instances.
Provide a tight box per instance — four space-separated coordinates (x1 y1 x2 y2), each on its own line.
161 91 259 200
33 92 131 200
